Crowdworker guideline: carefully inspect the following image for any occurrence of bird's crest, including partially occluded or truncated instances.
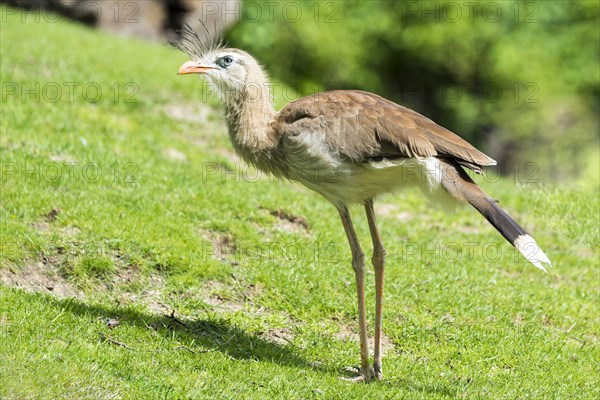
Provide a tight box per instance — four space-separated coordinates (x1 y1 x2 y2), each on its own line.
169 21 225 59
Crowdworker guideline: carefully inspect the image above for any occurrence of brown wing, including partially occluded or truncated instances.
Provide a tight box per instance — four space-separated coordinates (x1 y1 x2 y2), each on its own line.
276 90 496 172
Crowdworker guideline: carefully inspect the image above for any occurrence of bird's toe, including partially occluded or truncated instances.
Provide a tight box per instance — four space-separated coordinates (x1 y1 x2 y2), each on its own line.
373 364 383 380
341 365 376 383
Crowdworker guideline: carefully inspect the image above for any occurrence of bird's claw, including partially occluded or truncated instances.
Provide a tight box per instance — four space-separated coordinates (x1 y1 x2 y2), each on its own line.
341 365 378 383
373 362 383 380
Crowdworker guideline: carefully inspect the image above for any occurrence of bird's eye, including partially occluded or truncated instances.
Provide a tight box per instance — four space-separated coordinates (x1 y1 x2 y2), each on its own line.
217 56 234 68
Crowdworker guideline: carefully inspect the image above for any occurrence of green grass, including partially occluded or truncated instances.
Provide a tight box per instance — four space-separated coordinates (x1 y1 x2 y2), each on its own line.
1 5 598 399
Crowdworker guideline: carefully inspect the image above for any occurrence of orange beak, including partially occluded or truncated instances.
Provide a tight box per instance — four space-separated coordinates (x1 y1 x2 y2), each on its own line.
178 60 216 75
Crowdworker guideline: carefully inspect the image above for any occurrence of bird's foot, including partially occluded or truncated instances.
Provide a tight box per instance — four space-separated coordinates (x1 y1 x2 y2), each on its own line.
373 363 383 380
342 365 377 383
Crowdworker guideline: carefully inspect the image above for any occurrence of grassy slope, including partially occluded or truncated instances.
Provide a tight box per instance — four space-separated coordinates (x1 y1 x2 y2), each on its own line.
1 6 598 399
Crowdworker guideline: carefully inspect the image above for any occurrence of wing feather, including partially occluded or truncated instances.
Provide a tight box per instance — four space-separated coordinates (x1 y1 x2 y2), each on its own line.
276 90 496 172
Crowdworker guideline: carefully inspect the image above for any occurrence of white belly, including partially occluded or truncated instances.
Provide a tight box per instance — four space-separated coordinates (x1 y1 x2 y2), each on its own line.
297 156 459 207
278 130 458 206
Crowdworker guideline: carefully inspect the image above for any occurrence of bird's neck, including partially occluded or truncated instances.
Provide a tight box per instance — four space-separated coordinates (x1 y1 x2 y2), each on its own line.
223 78 277 156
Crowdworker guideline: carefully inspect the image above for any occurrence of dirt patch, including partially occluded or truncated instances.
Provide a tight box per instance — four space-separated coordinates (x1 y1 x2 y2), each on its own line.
30 208 61 232
0 315 10 326
213 234 237 263
114 273 168 314
199 279 244 312
32 221 51 232
195 279 299 346
270 209 309 229
213 235 237 264
262 207 310 234
260 327 294 345
573 244 596 259
514 313 526 326
45 208 60 222
197 229 238 265
334 318 395 355
31 209 80 236
440 313 455 323
259 315 394 350
0 262 82 299
198 277 267 314
0 255 168 314
2 260 397 355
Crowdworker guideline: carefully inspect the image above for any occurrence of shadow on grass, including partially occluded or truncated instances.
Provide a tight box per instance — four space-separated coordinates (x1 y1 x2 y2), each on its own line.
6 288 460 395
47 295 320 371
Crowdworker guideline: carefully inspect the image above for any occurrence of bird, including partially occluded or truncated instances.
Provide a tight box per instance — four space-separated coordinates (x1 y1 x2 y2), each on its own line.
171 24 551 382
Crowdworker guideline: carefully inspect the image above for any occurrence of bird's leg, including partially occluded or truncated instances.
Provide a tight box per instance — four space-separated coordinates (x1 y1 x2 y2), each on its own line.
365 199 385 380
337 205 374 382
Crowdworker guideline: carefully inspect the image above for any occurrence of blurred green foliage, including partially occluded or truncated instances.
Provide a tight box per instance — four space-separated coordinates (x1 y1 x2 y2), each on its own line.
227 0 599 186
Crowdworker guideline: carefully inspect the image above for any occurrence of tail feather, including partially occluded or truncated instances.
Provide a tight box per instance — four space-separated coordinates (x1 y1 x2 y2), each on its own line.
514 235 552 272
474 196 551 272
440 159 551 272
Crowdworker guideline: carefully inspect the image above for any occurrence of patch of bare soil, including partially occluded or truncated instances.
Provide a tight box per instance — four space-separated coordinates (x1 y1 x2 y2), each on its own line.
45 208 60 222
260 327 294 345
262 207 310 235
31 208 61 232
0 257 171 316
30 208 80 236
196 279 301 347
214 235 237 263
199 279 246 313
198 229 238 265
114 273 169 315
573 244 596 259
0 262 82 299
513 313 526 326
1 259 397 355
334 318 395 355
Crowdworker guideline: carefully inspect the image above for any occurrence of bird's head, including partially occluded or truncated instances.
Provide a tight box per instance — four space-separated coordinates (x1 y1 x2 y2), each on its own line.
171 24 267 104
178 49 253 89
